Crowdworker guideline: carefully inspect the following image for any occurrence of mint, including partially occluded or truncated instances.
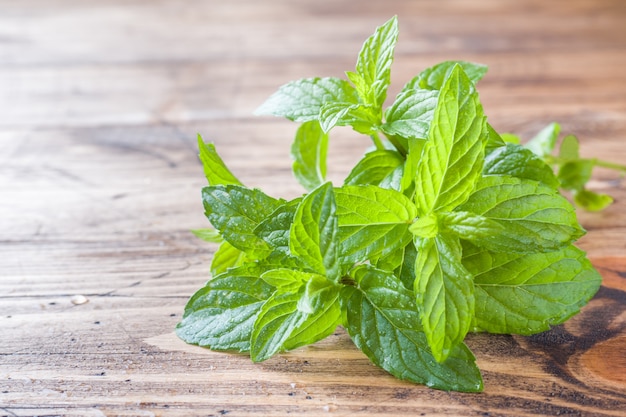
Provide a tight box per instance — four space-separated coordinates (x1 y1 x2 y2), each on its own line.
177 17 612 392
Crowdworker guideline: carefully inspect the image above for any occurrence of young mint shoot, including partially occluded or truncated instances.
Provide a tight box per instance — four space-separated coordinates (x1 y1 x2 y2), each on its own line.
176 16 609 392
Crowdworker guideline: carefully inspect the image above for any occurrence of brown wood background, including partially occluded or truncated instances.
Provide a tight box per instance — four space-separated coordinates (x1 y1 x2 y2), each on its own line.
1 0 626 416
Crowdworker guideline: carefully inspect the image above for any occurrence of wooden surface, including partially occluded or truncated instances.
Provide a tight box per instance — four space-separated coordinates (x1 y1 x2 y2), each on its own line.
1 0 626 416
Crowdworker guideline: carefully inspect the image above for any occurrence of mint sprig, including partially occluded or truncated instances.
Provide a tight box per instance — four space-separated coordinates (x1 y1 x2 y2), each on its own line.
177 16 609 392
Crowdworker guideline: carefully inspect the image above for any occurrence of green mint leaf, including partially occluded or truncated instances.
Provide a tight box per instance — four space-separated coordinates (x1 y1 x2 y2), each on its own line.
291 121 329 191
335 185 417 264
290 183 340 280
463 243 602 334
525 122 561 158
574 189 613 212
319 102 379 134
254 198 301 253
251 274 341 361
439 211 505 241
344 149 404 190
198 136 242 186
484 142 560 189
381 89 439 140
414 235 474 362
176 264 275 352
557 159 594 191
255 77 358 122
559 134 580 160
344 265 483 392
414 65 486 215
211 241 248 276
402 61 488 92
501 133 521 144
191 228 223 243
457 175 585 253
202 185 283 257
354 15 399 109
400 138 426 194
485 123 506 151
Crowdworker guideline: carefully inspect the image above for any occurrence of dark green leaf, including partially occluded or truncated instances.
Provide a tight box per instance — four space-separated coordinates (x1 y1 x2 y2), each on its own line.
344 265 483 392
176 264 275 352
254 198 301 253
202 185 283 257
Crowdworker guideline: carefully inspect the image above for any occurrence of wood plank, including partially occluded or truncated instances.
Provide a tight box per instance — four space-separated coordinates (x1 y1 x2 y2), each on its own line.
1 0 626 415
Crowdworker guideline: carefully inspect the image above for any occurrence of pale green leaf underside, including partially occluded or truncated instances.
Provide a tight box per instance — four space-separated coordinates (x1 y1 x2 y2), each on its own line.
463 243 602 334
197 136 243 186
414 65 486 215
344 150 404 189
381 89 439 140
345 265 482 392
255 77 358 122
291 121 329 191
414 235 475 362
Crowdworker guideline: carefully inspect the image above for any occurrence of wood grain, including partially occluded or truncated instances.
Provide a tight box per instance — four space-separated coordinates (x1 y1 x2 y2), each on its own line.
1 0 625 416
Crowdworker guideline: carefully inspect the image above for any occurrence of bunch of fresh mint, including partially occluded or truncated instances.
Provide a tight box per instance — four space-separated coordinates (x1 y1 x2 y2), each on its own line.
177 16 619 392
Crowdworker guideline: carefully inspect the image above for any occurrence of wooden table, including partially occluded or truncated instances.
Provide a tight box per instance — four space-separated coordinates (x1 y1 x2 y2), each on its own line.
2 1 625 415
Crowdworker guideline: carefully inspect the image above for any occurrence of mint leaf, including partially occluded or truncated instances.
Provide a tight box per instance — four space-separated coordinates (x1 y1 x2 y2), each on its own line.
291 121 329 191
344 149 404 190
525 122 560 158
353 16 399 109
414 235 474 362
202 185 283 257
484 142 560 189
559 134 580 160
574 189 613 212
176 264 275 352
255 77 357 122
344 265 482 392
457 175 585 253
319 102 379 133
463 243 602 334
191 228 223 243
254 199 301 253
381 89 439 140
211 241 248 276
403 61 488 92
290 183 340 280
335 185 417 263
557 159 594 191
251 274 340 361
414 65 486 215
485 124 506 151
198 136 242 186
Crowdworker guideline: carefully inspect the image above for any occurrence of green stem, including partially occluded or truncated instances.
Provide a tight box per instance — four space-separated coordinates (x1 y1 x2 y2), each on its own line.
370 131 385 151
591 158 626 173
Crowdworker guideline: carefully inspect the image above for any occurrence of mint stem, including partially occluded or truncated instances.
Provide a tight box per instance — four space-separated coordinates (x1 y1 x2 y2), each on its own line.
591 158 626 173
370 131 386 151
